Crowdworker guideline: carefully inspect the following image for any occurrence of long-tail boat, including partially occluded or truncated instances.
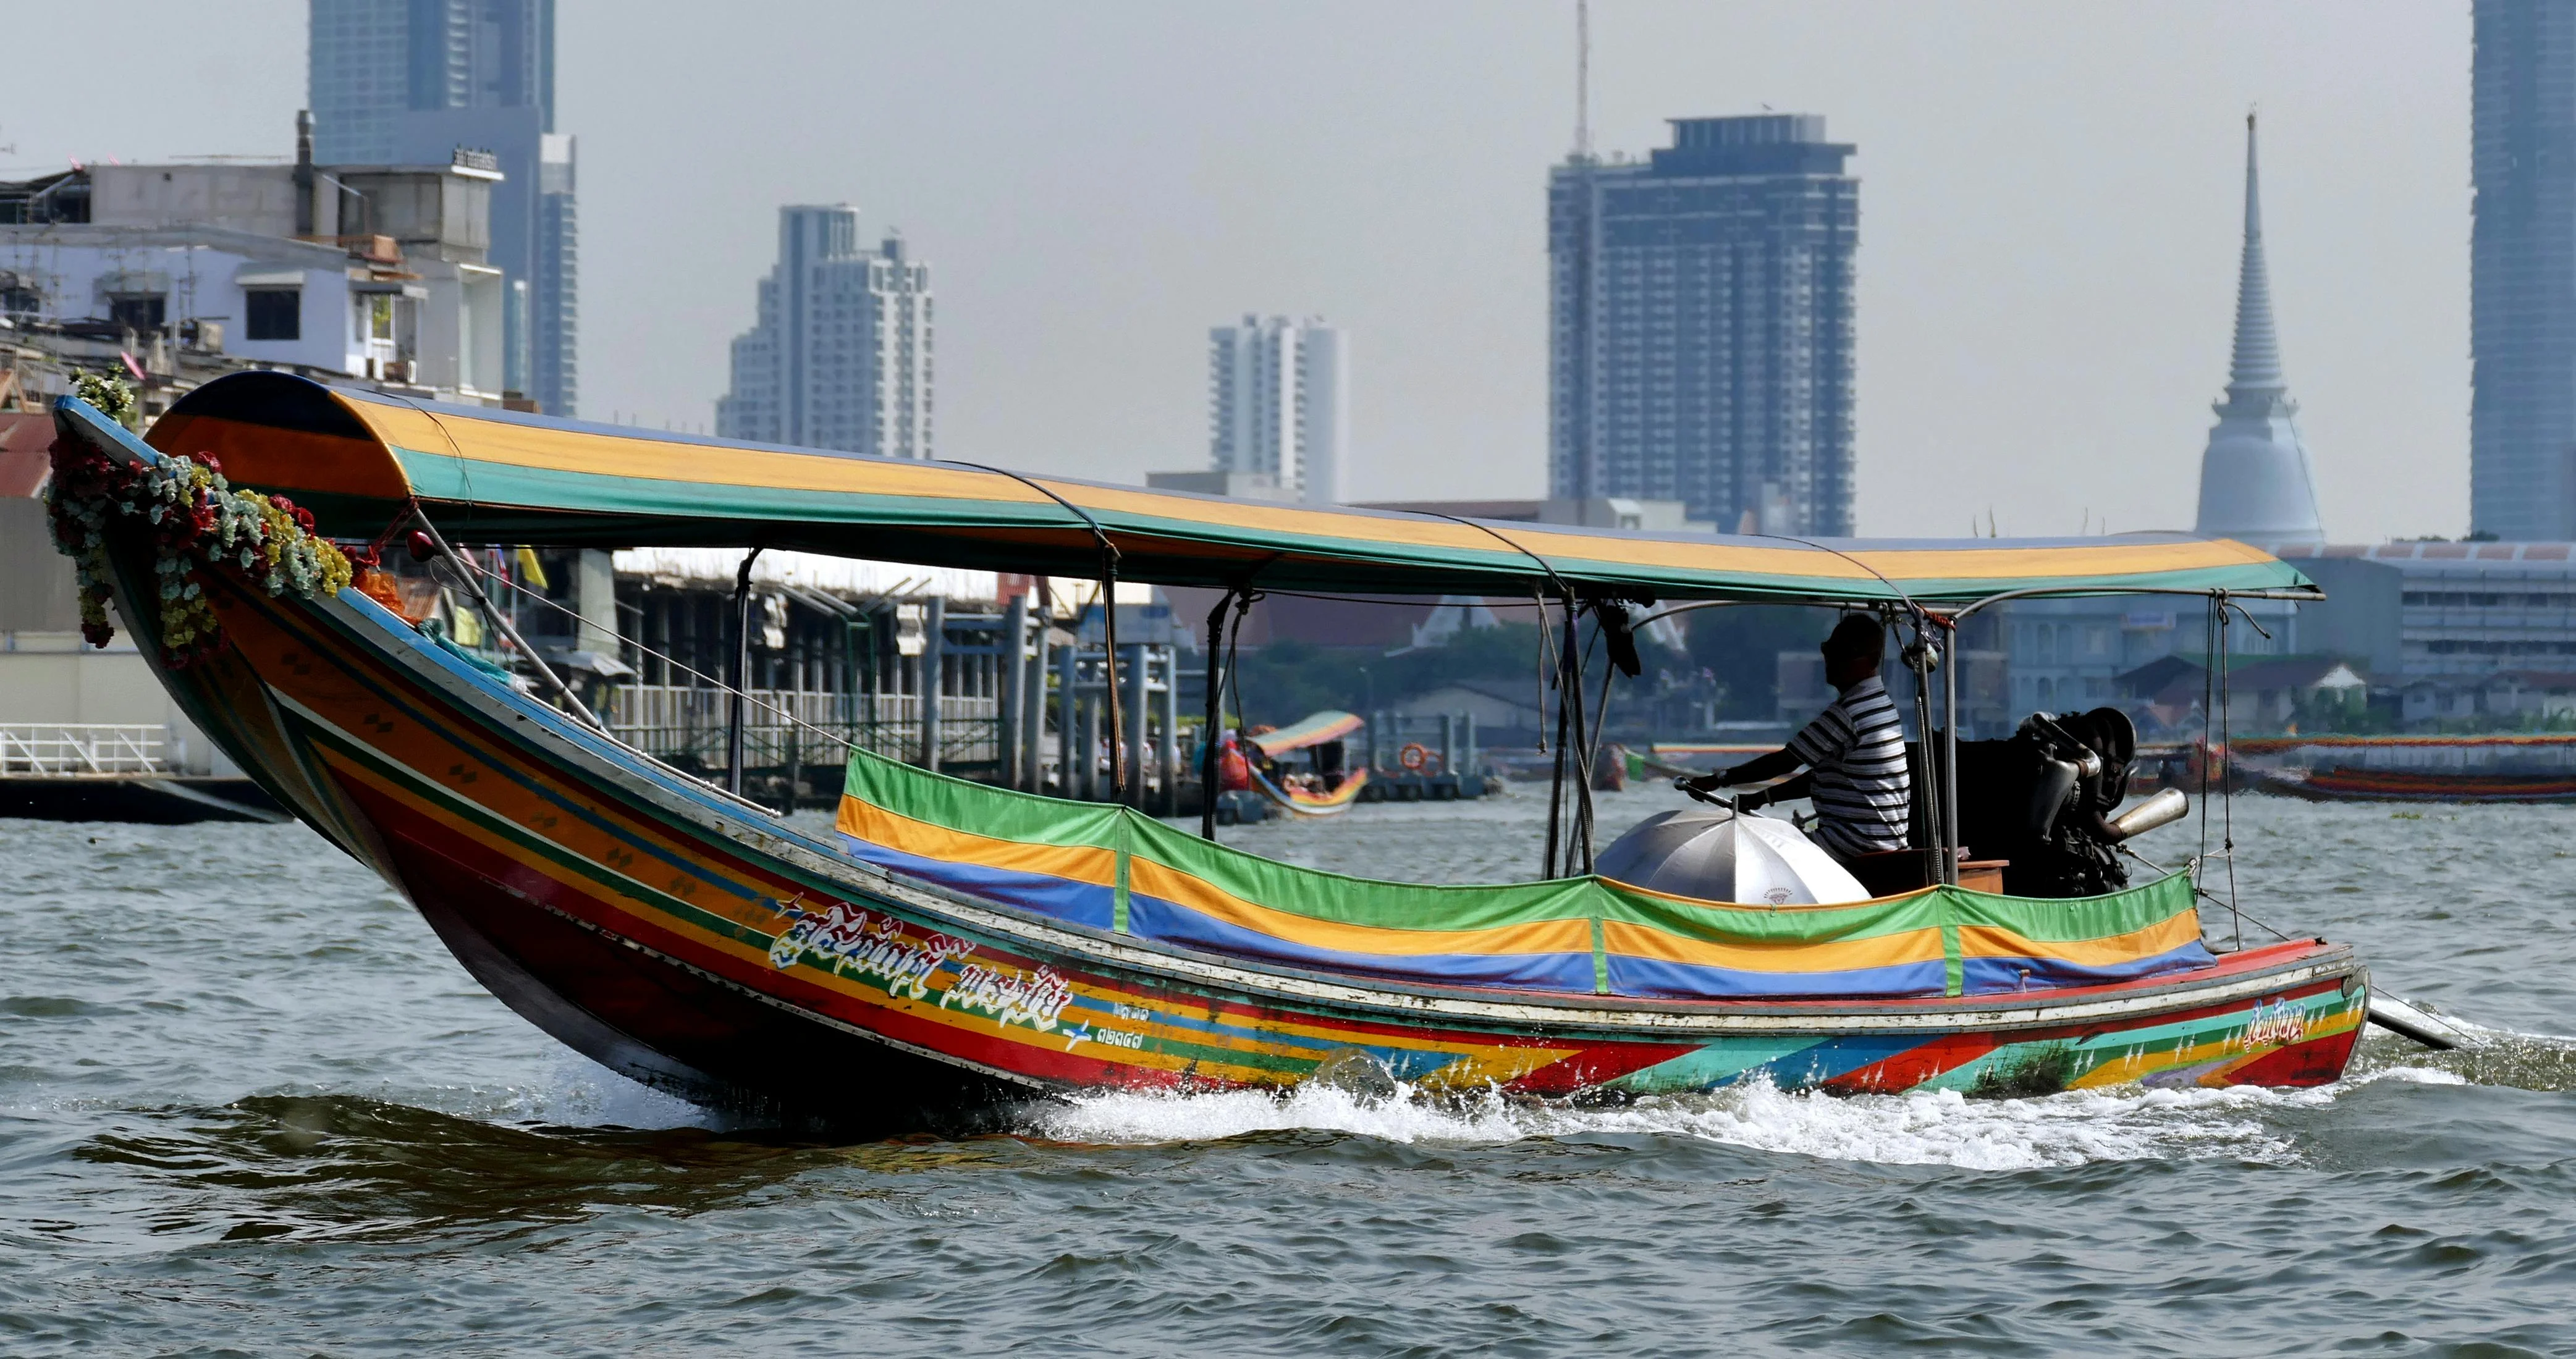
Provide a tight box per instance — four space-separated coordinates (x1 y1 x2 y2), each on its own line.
2239 734 2576 803
1242 710 1369 815
43 373 2371 1129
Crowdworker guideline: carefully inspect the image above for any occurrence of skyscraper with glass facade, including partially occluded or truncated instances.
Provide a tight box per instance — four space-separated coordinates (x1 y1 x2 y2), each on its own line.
2472 0 2576 539
310 0 576 416
1549 114 1857 536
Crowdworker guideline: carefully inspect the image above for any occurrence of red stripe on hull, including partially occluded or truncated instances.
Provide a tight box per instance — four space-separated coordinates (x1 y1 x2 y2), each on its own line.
1822 1032 2004 1095
2224 1025 2365 1088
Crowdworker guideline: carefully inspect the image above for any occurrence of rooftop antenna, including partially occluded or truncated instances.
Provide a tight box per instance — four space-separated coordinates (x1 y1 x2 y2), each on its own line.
1574 0 1592 161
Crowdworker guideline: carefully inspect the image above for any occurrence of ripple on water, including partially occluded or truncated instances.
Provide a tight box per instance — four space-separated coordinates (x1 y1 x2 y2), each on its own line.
6 798 2576 1354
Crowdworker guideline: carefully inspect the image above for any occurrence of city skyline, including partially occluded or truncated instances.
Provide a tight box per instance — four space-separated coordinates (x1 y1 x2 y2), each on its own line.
8 2 2468 542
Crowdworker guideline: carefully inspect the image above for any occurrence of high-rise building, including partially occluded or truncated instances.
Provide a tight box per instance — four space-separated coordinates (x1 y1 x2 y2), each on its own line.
2472 0 2576 539
308 0 576 416
1549 114 1857 537
1207 316 1346 505
717 206 933 459
2194 114 2324 545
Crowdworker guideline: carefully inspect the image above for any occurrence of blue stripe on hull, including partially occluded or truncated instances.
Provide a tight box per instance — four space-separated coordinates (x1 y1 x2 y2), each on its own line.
1605 953 1948 1001
1959 940 2217 994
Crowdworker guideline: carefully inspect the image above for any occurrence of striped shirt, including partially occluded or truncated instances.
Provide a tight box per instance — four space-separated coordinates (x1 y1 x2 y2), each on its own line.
1784 675 1911 862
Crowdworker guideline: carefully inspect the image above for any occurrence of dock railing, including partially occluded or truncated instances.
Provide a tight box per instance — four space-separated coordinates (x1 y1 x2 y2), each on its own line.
607 685 1002 770
0 723 171 776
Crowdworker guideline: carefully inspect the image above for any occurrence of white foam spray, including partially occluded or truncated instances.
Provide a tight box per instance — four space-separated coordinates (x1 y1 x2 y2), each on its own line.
1030 1075 2357 1172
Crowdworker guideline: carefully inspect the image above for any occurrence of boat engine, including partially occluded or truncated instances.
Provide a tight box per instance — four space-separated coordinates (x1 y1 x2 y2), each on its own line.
1949 707 2184 898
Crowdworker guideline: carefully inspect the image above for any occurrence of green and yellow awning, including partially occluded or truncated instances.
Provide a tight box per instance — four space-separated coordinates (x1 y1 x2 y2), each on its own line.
144 372 2316 605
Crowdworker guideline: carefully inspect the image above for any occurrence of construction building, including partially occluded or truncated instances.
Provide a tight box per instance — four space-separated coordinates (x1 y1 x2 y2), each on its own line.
310 0 577 416
2 115 513 419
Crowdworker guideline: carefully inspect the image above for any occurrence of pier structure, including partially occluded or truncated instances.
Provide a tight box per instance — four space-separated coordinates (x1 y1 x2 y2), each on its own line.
1361 709 1485 801
502 550 1204 812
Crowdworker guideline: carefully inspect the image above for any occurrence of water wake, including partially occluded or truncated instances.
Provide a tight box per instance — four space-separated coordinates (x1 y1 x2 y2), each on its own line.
1029 1075 2331 1171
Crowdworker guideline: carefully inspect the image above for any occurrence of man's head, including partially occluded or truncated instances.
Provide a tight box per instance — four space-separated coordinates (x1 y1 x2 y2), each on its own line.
1821 615 1884 691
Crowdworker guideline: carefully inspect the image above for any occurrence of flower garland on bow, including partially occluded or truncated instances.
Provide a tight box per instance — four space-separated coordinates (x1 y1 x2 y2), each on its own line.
46 374 361 667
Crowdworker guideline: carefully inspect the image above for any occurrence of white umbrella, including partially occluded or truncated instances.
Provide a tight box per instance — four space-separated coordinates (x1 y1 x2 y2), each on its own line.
1592 806 1870 906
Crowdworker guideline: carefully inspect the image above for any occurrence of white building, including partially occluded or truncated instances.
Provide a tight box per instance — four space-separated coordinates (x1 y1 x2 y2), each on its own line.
717 206 933 459
1209 315 1346 506
0 130 508 402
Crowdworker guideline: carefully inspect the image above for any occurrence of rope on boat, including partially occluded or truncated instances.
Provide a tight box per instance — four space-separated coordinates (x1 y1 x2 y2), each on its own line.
936 459 1127 796
1389 511 1575 872
404 505 609 735
2119 844 2289 945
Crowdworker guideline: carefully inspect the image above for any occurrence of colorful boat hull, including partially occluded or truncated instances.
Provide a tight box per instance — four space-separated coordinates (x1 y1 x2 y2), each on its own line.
49 391 2366 1125
2261 767 2576 803
83 555 2363 1125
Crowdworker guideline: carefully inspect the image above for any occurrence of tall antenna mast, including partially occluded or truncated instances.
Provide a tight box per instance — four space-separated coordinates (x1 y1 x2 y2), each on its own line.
1574 0 1592 161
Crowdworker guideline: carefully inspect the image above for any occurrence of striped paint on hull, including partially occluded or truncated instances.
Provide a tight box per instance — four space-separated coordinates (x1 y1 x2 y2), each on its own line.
98 536 2368 1123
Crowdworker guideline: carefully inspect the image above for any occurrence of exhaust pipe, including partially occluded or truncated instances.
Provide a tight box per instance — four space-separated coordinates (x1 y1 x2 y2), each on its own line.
2107 787 2189 841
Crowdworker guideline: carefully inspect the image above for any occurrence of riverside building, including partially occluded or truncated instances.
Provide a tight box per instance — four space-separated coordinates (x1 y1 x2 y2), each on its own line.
0 115 511 417
309 0 576 416
1548 114 1858 536
717 206 934 460
1206 315 1346 506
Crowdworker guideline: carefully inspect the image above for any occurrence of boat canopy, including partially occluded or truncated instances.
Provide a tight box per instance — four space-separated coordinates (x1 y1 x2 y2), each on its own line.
144 372 2317 605
1248 711 1364 758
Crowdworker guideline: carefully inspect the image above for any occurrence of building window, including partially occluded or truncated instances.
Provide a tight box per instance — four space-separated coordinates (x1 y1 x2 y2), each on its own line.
245 288 300 341
108 295 166 334
0 276 40 318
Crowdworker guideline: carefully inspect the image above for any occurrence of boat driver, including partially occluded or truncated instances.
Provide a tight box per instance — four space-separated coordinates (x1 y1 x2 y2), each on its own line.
1681 614 1910 866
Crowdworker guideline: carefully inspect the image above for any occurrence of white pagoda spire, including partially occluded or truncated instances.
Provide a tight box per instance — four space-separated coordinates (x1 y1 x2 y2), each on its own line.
2194 112 2325 546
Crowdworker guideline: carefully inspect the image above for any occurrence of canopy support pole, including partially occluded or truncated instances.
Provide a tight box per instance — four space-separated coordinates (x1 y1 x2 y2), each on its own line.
1579 626 1616 874
1200 588 1235 838
1021 587 1050 793
726 547 762 797
1103 566 1124 797
1056 642 1078 799
1940 615 1961 882
1000 591 1026 789
1544 593 1582 878
1902 610 1948 886
1123 642 1148 808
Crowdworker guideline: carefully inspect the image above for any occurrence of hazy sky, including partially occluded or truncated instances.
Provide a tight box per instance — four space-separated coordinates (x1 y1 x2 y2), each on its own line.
9 2 2469 542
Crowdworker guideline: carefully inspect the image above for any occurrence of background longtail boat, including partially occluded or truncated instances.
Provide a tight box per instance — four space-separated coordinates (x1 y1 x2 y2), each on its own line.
41 374 2369 1129
2238 734 2576 803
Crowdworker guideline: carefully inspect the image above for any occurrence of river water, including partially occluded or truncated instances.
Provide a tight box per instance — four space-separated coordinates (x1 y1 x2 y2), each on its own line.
4 786 2574 1355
